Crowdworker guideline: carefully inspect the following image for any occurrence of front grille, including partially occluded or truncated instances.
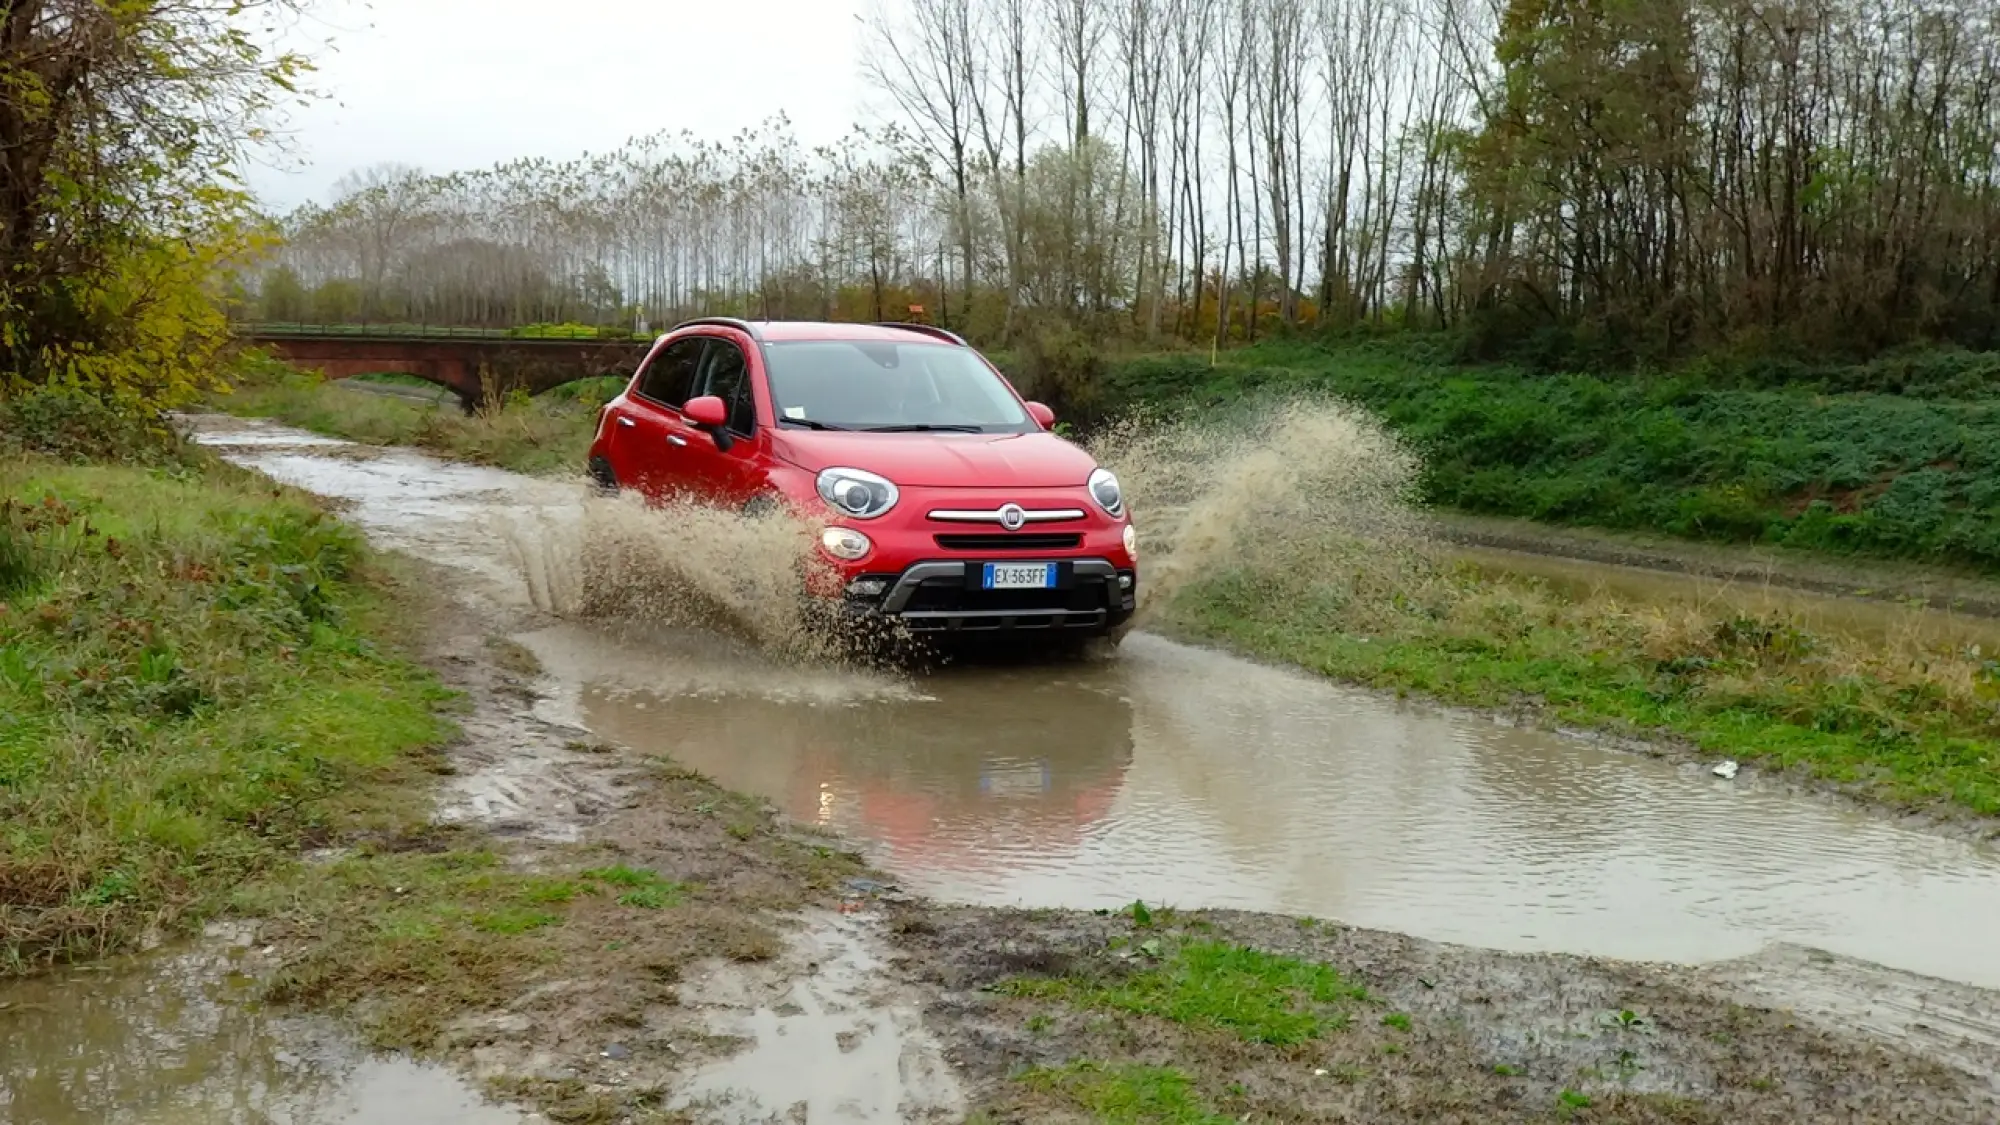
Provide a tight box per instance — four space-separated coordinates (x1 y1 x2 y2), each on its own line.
934 533 1084 551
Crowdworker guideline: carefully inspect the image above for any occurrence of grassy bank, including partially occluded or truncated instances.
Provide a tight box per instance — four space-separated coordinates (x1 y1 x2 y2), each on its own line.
1105 340 2000 572
0 455 454 971
212 360 607 475
1162 551 2000 819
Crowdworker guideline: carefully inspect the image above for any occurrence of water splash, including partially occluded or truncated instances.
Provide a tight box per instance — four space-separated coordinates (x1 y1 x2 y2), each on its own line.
1089 395 1429 626
504 487 901 663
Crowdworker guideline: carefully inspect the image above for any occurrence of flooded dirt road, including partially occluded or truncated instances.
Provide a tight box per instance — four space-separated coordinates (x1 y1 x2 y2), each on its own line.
180 415 2000 992
12 413 2000 1123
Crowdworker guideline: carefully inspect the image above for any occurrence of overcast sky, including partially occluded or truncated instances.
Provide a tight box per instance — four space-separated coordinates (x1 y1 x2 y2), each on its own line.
248 0 870 210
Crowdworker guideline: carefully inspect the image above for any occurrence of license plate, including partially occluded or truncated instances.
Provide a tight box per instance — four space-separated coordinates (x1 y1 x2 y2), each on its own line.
983 562 1056 589
980 760 1053 796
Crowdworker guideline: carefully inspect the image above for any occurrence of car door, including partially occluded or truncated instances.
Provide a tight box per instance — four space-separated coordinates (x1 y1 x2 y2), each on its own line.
681 336 769 508
608 336 706 500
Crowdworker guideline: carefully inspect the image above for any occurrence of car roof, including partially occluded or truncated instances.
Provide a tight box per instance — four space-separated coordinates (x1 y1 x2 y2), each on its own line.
668 320 957 345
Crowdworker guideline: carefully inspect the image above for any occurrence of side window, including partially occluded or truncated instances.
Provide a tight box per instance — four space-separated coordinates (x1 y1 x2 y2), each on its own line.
636 338 704 408
695 340 757 435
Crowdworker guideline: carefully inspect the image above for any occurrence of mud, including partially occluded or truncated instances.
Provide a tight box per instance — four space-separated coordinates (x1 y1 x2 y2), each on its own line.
35 412 1984 1123
892 906 2000 1122
671 910 963 1123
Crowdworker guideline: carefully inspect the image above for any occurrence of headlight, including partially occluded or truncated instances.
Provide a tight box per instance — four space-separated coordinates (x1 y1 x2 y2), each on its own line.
1088 467 1124 517
820 527 872 560
816 467 898 519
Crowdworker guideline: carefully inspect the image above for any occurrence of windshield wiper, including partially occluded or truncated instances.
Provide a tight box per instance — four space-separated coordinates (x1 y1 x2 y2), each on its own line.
779 418 856 431
860 423 985 433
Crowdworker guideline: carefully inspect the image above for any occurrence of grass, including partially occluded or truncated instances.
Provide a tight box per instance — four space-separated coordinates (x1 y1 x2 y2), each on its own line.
582 863 690 909
212 359 605 476
0 456 454 972
1022 1063 1233 1125
247 844 699 1048
348 371 446 390
1164 552 2000 817
995 930 1410 1124
1002 939 1370 1047
1102 338 2000 571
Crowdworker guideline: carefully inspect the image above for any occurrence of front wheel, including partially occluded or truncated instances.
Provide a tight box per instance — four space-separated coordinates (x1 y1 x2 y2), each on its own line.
587 456 618 495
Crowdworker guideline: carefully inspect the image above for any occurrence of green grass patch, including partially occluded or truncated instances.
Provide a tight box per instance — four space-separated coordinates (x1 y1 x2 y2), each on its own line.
582 864 688 909
1166 563 2000 817
1022 1063 1233 1125
212 358 600 476
1003 940 1368 1046
348 371 448 390
0 457 453 972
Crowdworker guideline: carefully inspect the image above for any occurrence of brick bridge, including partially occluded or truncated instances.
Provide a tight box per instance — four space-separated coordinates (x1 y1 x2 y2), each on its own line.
235 324 651 409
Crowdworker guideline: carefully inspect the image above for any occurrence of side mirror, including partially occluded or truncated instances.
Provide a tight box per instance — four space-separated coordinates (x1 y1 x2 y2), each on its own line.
684 395 728 428
683 395 733 451
1024 401 1056 428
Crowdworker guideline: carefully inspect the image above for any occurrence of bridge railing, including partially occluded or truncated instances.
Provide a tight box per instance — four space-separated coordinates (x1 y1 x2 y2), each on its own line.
233 321 642 342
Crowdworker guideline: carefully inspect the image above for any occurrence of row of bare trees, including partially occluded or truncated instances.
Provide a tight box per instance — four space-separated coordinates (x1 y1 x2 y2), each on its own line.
247 0 2000 361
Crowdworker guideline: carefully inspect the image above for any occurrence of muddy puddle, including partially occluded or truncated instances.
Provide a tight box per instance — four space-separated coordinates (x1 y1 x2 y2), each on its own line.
173 414 2000 993
0 933 521 1125
541 622 2000 988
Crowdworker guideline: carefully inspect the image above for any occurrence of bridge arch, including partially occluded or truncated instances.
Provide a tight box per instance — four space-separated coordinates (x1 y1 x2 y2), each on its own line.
235 328 649 412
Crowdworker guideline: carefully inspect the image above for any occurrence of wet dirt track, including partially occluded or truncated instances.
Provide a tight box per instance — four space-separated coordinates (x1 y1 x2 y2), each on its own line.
10 413 2000 1123
189 414 2000 988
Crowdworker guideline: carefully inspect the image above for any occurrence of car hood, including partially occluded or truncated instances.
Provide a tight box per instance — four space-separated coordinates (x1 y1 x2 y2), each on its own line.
771 430 1097 488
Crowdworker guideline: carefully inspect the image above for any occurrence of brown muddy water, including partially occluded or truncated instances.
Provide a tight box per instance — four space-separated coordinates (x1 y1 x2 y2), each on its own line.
11 412 2000 1120
0 929 521 1124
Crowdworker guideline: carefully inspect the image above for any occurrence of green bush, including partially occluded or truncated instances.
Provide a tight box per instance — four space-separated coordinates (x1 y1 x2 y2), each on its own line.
505 322 629 340
0 386 191 465
1013 324 1116 429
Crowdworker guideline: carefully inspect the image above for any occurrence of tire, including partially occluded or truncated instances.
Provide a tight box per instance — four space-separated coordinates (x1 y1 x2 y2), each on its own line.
587 456 618 495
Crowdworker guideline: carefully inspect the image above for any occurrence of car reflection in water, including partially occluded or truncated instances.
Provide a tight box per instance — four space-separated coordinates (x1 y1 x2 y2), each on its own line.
577 661 1136 891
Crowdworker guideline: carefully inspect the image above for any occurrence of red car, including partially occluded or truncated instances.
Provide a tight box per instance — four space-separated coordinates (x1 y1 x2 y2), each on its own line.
587 318 1138 637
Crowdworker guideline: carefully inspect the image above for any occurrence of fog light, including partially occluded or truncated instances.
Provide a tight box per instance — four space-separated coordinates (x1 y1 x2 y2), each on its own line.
1119 574 1134 589
847 577 889 598
820 527 871 560
1122 522 1138 559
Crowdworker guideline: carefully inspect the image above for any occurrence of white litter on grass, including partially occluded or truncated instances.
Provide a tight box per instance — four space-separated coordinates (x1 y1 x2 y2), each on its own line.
1712 760 1740 780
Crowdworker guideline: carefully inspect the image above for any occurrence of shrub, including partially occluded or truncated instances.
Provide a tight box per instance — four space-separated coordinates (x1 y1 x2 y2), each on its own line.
0 386 191 465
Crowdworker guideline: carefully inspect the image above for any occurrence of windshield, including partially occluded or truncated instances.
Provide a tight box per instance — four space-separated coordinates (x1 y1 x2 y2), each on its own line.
763 341 1034 433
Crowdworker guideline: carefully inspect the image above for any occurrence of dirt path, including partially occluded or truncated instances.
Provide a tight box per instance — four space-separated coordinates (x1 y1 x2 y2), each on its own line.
166 417 2000 1123
1437 511 2000 618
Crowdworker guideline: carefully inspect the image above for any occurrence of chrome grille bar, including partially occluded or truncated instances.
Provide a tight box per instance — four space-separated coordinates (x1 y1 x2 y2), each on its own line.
927 507 1086 523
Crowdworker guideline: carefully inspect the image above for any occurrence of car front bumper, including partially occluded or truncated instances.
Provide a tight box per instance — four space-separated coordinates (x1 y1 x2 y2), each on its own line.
840 558 1138 634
